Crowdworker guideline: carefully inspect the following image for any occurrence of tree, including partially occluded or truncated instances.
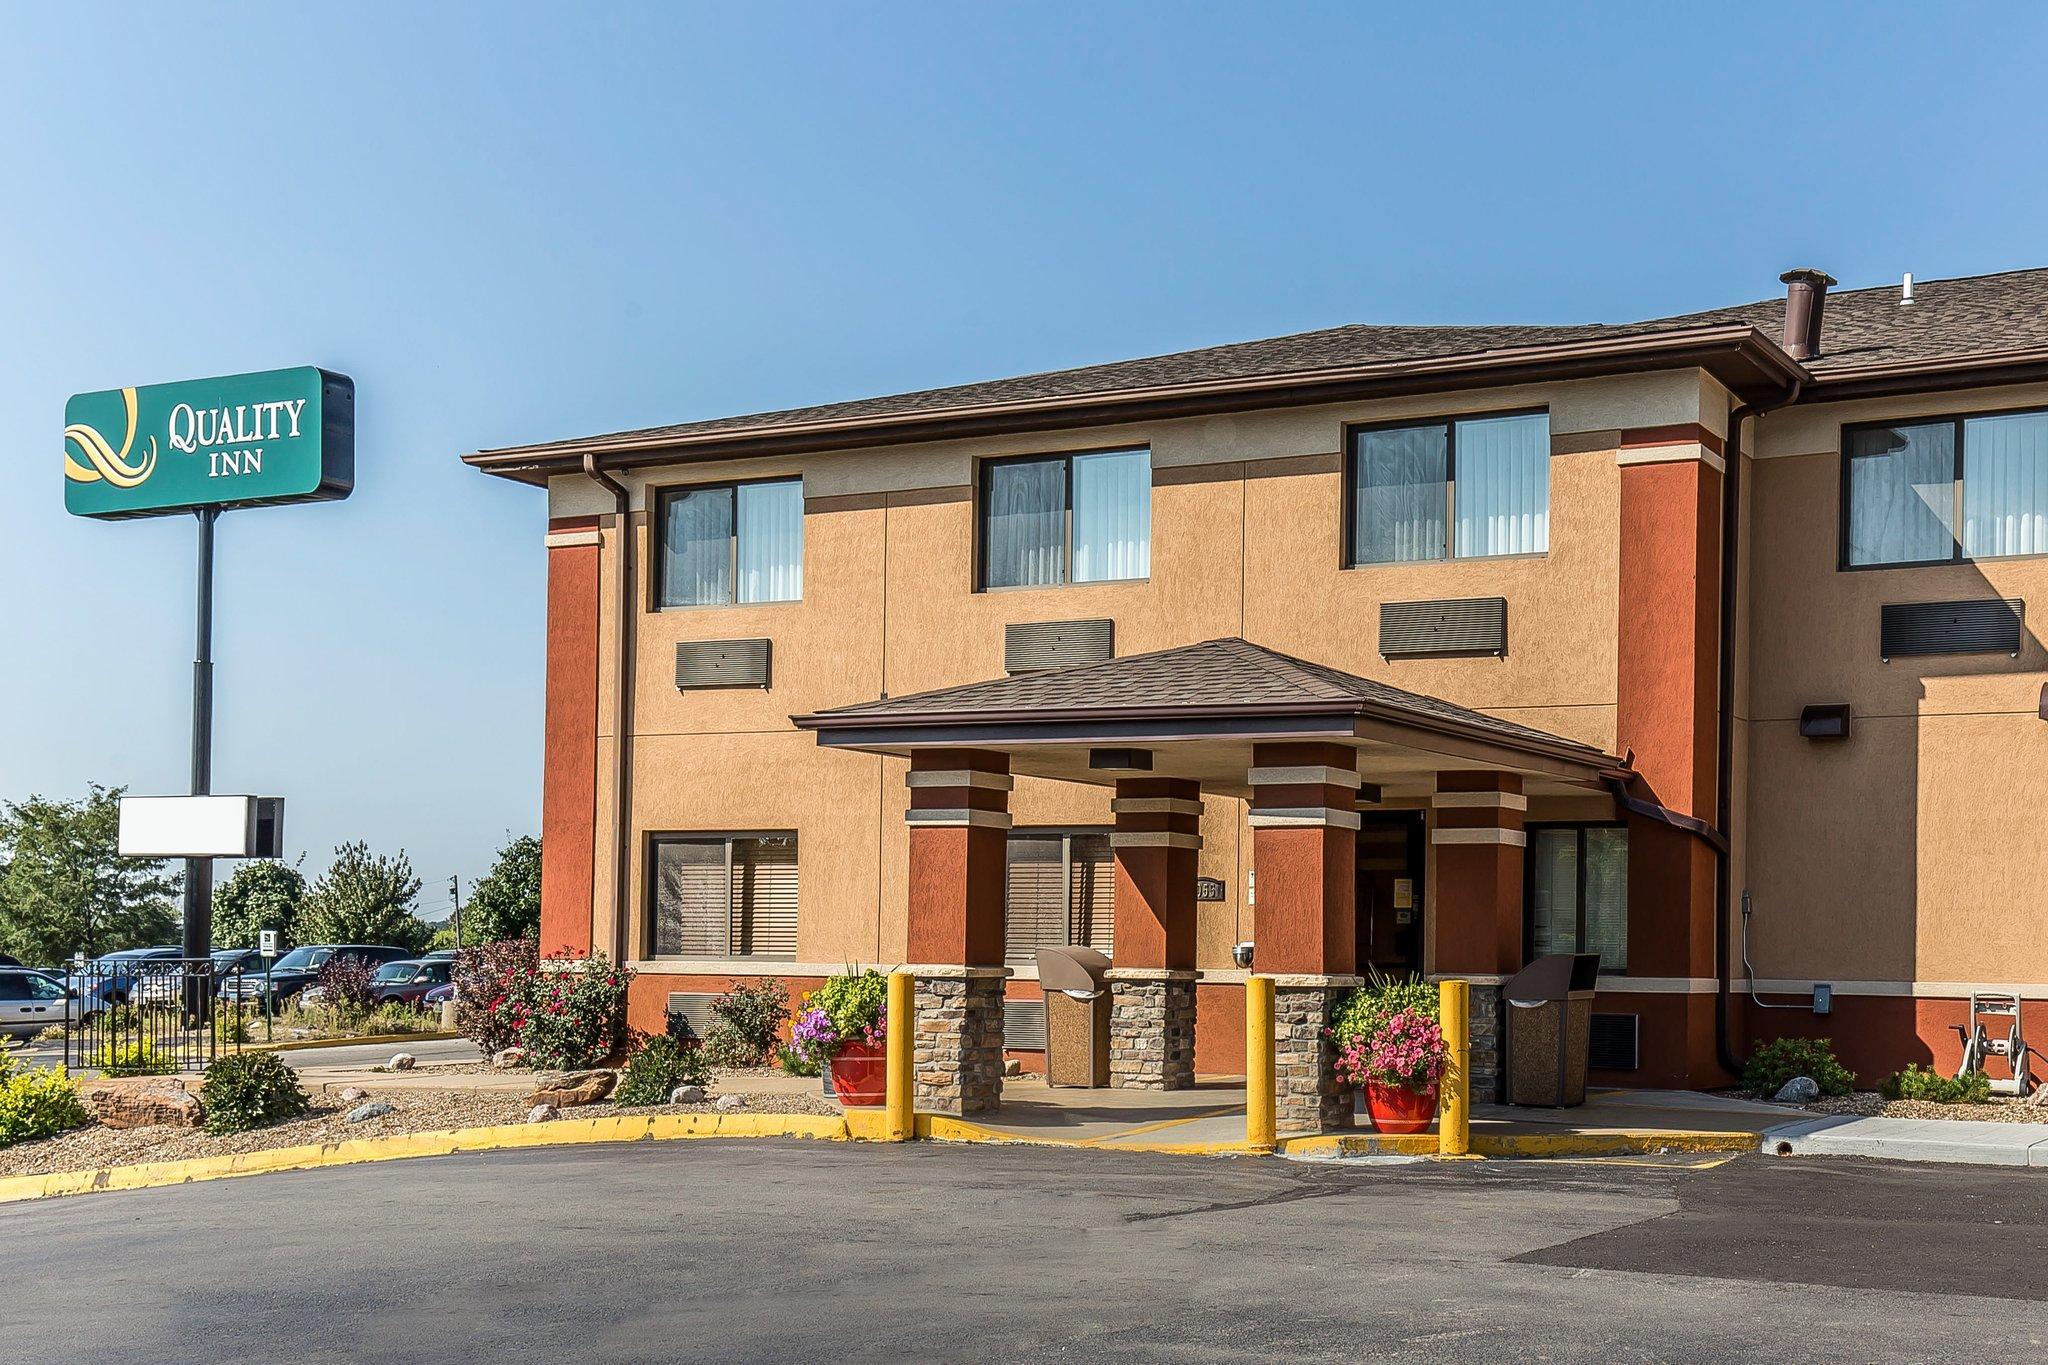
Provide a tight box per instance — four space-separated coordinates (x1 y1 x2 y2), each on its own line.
0 785 178 965
298 842 430 954
211 860 306 950
462 834 541 943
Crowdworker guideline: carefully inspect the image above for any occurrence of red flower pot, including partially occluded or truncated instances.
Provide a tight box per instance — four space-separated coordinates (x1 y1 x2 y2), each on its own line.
830 1041 887 1107
1364 1080 1439 1134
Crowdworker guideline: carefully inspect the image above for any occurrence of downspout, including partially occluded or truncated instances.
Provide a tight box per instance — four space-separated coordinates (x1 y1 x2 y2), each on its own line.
1712 378 1800 1077
585 453 635 968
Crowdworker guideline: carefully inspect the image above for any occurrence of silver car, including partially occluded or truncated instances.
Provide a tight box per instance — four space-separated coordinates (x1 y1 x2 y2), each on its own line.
0 968 75 1038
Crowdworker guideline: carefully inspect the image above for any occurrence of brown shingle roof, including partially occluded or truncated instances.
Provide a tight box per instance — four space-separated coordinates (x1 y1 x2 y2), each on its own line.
468 267 2048 474
796 636 1615 765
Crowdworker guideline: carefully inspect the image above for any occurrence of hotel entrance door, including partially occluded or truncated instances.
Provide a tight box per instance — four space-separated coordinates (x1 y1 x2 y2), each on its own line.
1357 811 1425 976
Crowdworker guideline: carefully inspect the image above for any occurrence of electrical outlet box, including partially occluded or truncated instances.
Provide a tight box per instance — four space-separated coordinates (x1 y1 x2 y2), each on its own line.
1812 983 1833 1016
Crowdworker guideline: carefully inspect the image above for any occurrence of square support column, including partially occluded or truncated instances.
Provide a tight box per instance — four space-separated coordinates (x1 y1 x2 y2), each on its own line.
1431 771 1525 1105
904 750 1011 1115
1250 742 1362 1132
1107 778 1201 1090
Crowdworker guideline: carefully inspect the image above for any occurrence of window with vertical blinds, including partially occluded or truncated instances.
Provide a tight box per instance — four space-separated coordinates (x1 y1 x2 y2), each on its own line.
1527 825 1626 972
1347 411 1549 565
1004 830 1115 962
650 834 798 959
656 478 803 606
980 449 1150 590
1845 407 2048 567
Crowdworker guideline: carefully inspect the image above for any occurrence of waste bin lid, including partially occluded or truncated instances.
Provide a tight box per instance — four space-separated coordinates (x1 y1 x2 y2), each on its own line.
1036 945 1111 997
1502 952 1601 1005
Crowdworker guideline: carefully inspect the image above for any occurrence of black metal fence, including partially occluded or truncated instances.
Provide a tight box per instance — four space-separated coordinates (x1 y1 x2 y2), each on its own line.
62 957 268 1074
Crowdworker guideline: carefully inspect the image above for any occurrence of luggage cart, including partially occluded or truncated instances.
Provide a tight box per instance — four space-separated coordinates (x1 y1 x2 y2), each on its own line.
1952 992 2033 1097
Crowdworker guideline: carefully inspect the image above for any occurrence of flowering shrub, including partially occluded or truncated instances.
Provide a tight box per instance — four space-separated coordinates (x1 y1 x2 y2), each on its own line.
453 938 540 1054
788 969 888 1069
1335 1009 1447 1093
703 979 789 1068
1329 970 1438 1055
316 953 377 1014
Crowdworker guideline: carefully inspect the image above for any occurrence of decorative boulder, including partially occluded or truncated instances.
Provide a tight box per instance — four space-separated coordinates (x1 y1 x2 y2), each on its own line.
527 1104 558 1124
490 1047 527 1070
78 1076 203 1130
669 1085 706 1105
345 1102 396 1123
387 1053 417 1072
1775 1076 1822 1104
714 1093 746 1112
338 1086 367 1102
531 1070 616 1108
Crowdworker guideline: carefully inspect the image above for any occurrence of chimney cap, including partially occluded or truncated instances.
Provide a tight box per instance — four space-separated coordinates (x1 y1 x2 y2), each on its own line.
1779 268 1838 288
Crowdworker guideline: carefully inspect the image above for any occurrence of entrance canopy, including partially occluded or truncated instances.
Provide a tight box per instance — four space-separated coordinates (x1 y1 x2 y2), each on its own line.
794 637 1623 799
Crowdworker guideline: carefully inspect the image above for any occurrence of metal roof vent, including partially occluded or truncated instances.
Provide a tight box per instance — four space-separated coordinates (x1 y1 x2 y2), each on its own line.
1779 268 1836 360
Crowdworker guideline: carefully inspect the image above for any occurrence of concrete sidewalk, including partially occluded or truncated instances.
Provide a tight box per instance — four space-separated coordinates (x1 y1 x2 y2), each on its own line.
1765 1113 2048 1166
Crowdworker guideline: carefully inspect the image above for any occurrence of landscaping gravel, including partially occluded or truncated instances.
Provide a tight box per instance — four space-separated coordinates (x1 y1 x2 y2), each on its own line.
0 1084 846 1179
1804 1091 2048 1124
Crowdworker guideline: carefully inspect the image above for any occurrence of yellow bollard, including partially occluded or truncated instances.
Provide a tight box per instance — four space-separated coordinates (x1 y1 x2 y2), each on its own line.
1439 978 1470 1157
1245 975 1277 1153
885 970 914 1142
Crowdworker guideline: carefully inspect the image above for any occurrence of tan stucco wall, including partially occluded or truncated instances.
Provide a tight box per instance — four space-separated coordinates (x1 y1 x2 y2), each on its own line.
1742 390 2048 989
559 370 1728 973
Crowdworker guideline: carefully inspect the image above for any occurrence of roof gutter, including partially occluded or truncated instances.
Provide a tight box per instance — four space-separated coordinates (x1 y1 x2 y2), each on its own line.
583 452 635 969
1800 346 2048 402
467 326 1807 484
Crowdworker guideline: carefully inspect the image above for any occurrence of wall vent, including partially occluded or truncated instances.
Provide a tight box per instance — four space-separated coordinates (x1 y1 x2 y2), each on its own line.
1004 619 1114 674
1379 597 1508 658
675 638 772 689
1588 1012 1639 1071
664 992 720 1042
1880 598 2023 661
1004 996 1048 1051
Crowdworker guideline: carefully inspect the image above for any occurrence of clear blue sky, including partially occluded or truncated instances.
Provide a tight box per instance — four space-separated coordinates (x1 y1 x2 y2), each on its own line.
5 3 2044 905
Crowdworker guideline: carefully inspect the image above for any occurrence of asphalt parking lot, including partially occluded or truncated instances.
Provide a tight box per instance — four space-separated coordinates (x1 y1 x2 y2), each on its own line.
7 1143 2045 1362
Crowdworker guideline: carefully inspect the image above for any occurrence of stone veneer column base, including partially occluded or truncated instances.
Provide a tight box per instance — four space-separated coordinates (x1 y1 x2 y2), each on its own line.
1468 982 1502 1105
909 965 1008 1116
1104 968 1197 1091
1270 974 1363 1134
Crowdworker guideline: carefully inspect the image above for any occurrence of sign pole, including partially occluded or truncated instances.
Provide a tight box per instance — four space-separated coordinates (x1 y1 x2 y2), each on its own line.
182 506 219 1018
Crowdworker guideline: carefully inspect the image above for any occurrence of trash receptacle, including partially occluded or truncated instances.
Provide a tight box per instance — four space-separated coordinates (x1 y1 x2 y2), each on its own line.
1036 946 1112 1088
1502 953 1600 1107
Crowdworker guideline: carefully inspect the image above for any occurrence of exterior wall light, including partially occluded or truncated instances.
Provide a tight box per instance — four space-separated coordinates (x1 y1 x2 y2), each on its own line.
1088 747 1152 771
1798 703 1851 740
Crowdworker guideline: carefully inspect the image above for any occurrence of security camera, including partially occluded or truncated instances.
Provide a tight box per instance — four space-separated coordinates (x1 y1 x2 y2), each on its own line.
1232 941 1255 970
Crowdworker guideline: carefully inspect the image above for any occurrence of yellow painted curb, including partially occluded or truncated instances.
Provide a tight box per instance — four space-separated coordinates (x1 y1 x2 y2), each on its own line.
254 1031 465 1053
0 1112 855 1206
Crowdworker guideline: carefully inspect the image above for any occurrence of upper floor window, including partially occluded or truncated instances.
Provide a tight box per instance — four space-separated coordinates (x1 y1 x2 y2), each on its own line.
1844 409 2048 567
1346 411 1549 565
980 448 1151 590
649 832 798 959
657 478 803 607
1527 823 1626 973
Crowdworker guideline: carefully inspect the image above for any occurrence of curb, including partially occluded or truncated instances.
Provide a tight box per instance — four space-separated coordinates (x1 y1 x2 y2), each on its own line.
254 1031 465 1054
1279 1130 1758 1159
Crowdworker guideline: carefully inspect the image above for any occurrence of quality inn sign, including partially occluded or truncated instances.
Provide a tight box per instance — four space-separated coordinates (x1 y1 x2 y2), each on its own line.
64 366 353 518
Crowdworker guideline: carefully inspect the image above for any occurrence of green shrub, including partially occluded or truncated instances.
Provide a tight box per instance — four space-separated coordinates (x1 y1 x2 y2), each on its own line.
199 1052 309 1134
94 1038 175 1077
1743 1036 1855 1098
1330 969 1439 1051
363 1001 439 1035
212 1006 253 1046
615 1033 711 1104
703 979 789 1068
773 1041 820 1077
0 1052 90 1147
1879 1063 1992 1105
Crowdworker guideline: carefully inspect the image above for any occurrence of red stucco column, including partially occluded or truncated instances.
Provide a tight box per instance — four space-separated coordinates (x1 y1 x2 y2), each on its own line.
539 522 600 960
1431 770 1526 1105
1249 741 1361 1133
1107 778 1201 1089
904 749 1011 1115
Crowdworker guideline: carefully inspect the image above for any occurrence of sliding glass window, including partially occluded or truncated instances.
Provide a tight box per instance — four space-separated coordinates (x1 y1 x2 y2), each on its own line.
656 478 803 606
1347 411 1549 565
981 448 1150 590
1844 408 2048 567
1527 824 1627 972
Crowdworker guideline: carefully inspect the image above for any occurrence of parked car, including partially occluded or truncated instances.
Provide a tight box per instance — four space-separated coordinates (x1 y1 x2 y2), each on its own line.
366 958 454 1008
219 944 410 1010
0 953 22 968
132 947 271 1007
63 947 185 1012
0 969 74 1037
421 981 455 1008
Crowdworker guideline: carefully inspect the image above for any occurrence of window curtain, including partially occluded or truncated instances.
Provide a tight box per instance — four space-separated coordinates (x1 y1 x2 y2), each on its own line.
984 458 1066 588
736 480 804 603
1846 421 1956 565
1529 829 1579 957
1352 425 1448 564
1963 412 2048 558
1070 449 1150 583
661 487 734 606
1582 827 1628 972
1453 413 1549 557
